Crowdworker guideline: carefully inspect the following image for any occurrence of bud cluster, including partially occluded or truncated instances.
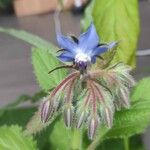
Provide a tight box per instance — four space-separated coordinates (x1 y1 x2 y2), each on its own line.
40 63 135 140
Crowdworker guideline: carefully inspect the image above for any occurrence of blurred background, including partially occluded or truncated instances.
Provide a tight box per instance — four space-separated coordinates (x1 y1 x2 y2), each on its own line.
0 0 150 149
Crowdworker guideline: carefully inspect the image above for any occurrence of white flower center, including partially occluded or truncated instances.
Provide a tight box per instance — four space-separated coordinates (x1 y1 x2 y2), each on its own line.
75 53 91 63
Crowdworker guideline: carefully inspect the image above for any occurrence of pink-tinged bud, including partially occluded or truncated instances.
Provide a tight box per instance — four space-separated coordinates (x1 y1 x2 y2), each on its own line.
104 107 113 128
88 116 99 140
40 100 54 123
120 88 130 108
63 107 74 128
76 111 86 128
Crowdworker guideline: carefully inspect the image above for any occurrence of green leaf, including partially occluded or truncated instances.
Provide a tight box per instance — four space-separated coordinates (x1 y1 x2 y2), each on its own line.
96 135 145 150
0 107 50 150
131 77 150 102
104 77 150 139
49 118 73 150
32 48 67 90
82 0 140 67
0 125 37 150
0 27 57 55
0 107 36 126
49 117 82 150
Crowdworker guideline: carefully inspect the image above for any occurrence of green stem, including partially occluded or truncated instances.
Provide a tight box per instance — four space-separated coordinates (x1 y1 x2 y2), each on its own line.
87 127 109 150
71 129 82 150
124 137 129 150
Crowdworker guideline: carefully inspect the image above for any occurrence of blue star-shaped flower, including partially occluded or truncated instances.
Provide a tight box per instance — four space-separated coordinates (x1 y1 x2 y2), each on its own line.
57 23 117 70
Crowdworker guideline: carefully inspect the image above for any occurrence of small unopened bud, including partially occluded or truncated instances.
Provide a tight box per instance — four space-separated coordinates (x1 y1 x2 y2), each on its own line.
88 116 99 140
63 106 74 128
76 111 86 128
120 88 130 108
104 107 113 128
40 100 54 123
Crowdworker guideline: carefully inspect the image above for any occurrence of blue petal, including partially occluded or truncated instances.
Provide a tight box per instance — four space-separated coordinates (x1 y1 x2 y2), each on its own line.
57 52 74 62
92 45 108 56
56 32 77 54
92 41 118 57
78 23 99 51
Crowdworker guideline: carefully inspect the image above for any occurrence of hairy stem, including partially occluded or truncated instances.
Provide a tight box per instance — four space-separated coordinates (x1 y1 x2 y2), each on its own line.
124 137 129 150
71 129 82 150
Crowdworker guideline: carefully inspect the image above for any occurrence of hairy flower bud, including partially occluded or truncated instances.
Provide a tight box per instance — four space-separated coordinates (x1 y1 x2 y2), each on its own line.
120 87 130 108
88 116 100 140
104 107 113 128
63 106 74 128
76 111 86 128
40 99 54 123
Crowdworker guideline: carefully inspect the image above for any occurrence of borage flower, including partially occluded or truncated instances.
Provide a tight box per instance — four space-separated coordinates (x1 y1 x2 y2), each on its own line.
40 23 135 140
56 23 117 73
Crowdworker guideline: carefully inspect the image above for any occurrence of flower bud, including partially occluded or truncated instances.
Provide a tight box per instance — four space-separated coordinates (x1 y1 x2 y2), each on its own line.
120 88 130 108
88 116 99 140
104 107 113 128
40 99 54 123
63 106 74 128
76 111 86 128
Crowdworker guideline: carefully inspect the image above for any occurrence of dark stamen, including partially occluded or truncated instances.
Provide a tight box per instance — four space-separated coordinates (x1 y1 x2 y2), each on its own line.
71 35 79 44
56 49 69 53
97 43 108 47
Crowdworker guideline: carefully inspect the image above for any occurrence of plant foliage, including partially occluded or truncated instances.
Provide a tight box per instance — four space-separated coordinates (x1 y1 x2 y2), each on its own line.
82 0 140 67
0 125 37 150
32 48 67 90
